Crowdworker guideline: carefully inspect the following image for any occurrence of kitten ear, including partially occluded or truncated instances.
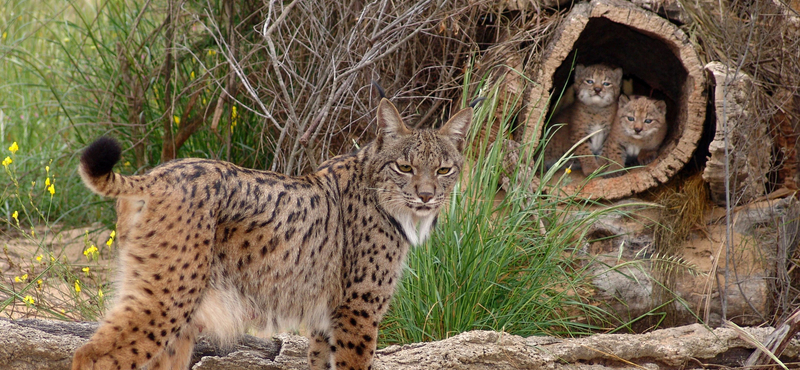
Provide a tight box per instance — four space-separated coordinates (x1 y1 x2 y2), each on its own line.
618 94 630 107
574 64 586 79
377 98 411 139
439 107 473 151
654 100 667 114
613 67 623 81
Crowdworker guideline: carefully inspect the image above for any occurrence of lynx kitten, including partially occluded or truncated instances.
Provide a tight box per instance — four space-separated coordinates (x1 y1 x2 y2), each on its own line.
545 64 623 175
603 95 667 174
72 98 473 370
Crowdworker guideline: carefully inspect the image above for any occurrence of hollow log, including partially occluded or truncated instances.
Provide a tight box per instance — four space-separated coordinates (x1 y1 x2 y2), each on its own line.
518 0 706 200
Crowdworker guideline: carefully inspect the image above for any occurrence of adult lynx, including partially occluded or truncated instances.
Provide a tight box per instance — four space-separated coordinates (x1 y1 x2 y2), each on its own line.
72 98 473 370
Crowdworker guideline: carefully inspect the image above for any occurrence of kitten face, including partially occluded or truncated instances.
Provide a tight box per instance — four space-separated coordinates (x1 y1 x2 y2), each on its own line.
574 64 623 107
616 95 667 141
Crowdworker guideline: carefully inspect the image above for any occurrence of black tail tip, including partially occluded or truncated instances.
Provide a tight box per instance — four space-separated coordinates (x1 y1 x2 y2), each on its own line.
81 137 122 177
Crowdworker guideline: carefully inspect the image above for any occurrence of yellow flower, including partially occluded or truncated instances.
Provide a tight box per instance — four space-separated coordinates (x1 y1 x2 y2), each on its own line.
84 244 98 260
74 280 81 293
208 49 216 56
82 267 90 276
47 183 55 195
106 231 116 247
23 295 35 305
30 227 35 237
231 105 238 119
190 71 195 80
45 165 50 173
173 115 180 125
45 177 50 187
36 254 42 262
2 32 6 40
124 161 131 167
15 273 28 282
11 210 18 223
14 276 20 283
202 98 207 105
98 288 104 298
37 279 43 289
63 37 70 43
565 167 572 174
8 142 18 154
2 156 12 167
50 255 55 262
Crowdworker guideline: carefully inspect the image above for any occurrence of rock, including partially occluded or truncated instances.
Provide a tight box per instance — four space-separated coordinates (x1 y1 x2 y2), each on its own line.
4 318 799 369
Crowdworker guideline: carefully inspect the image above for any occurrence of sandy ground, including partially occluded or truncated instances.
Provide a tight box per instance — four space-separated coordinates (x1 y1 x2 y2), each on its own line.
1 225 115 320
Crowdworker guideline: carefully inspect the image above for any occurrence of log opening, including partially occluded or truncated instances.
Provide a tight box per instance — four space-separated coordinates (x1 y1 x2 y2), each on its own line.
518 0 706 200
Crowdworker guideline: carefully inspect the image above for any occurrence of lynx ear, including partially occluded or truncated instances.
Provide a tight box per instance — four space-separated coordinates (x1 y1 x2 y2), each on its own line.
377 98 411 139
618 94 631 107
574 64 586 79
654 100 667 114
439 108 473 151
613 67 623 81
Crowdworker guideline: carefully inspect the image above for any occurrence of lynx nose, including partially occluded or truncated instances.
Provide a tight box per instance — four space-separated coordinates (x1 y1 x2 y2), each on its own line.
418 192 434 203
634 127 643 134
593 87 603 94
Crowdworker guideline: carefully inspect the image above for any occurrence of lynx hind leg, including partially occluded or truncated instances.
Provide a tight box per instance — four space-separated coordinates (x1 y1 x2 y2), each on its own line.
72 300 171 370
145 327 198 370
331 305 379 370
74 202 214 370
308 330 333 370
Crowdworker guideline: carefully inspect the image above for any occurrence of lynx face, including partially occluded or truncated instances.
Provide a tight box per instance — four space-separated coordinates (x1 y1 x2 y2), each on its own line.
603 94 668 173
369 103 468 245
616 95 668 144
574 64 623 108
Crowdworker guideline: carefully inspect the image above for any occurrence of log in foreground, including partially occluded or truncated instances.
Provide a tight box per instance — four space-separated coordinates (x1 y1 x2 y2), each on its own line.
2 318 798 369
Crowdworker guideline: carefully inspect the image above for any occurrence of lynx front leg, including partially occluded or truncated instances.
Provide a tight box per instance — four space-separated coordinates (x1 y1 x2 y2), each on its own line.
308 330 333 370
330 305 379 370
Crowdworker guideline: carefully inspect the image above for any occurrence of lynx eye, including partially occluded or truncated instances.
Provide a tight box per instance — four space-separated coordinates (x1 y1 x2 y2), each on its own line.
585 79 594 84
436 167 451 175
644 119 653 124
396 163 413 173
602 82 611 86
626 116 635 122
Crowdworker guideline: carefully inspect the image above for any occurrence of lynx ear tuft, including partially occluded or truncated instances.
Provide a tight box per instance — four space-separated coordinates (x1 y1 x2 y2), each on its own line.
377 98 411 139
372 81 387 100
439 108 473 151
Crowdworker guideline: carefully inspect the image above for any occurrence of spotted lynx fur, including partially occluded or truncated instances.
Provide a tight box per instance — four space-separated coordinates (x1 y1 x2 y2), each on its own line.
72 98 473 370
603 95 667 175
545 64 623 175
